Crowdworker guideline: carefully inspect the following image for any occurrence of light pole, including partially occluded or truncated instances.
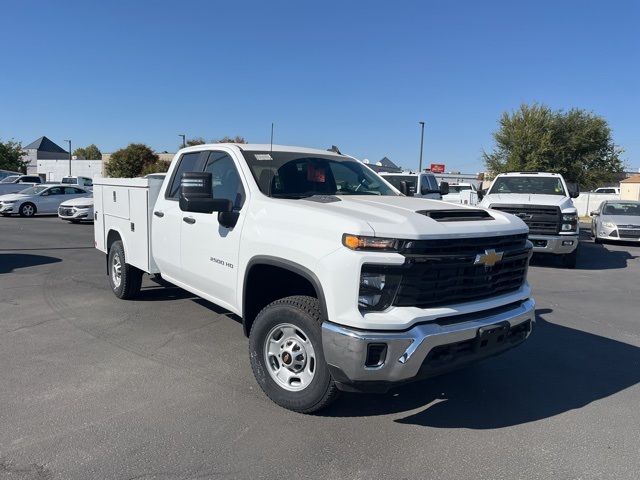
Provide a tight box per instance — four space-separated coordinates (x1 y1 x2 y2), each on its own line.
179 134 186 148
64 140 71 175
418 121 425 172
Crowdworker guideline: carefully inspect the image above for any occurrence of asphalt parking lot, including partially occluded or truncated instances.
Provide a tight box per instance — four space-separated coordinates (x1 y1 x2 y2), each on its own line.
1 216 639 480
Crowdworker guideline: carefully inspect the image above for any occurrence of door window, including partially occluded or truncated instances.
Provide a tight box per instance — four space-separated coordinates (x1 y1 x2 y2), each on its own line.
166 152 206 199
64 187 85 194
47 187 64 195
203 152 245 210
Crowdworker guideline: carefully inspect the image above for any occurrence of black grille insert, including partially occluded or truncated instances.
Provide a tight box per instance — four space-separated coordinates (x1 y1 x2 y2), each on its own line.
490 204 561 235
363 234 531 309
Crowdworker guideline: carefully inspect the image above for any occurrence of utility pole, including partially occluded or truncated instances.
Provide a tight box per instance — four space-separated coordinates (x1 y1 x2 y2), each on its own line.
64 139 72 175
418 121 425 172
179 134 186 148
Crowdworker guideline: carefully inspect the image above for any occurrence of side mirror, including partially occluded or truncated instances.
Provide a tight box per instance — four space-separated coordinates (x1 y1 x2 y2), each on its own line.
179 172 232 214
590 211 599 216
439 181 449 196
399 181 412 196
567 182 580 198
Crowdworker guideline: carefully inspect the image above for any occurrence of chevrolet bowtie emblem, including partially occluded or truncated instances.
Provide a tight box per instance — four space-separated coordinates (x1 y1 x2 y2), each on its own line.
474 249 504 267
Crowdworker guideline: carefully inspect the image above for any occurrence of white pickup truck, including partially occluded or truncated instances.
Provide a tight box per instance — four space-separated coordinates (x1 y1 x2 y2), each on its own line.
480 172 580 268
94 144 535 412
0 174 43 195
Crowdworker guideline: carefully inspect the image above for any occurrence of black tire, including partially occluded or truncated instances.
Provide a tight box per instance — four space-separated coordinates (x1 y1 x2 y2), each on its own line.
107 240 143 299
561 247 578 268
594 235 603 244
19 202 36 217
249 295 339 413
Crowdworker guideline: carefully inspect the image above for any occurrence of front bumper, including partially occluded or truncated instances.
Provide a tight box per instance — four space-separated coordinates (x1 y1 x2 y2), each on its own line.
0 203 16 213
529 234 578 254
58 207 92 221
322 298 535 392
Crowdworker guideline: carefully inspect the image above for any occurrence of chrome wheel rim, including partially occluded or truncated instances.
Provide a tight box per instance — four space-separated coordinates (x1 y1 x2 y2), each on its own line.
111 252 122 289
264 323 316 392
23 204 34 216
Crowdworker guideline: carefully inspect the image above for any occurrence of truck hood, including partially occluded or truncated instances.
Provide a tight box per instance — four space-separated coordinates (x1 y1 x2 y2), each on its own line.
294 195 528 239
481 193 575 211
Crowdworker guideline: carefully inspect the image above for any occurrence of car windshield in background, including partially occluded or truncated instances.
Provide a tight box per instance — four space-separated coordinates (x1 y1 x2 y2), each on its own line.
19 185 49 195
603 203 640 216
490 177 566 196
1 175 20 183
241 151 397 198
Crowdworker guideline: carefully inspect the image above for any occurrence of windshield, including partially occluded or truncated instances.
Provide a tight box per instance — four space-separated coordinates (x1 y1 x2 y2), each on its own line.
489 176 566 196
242 151 397 198
19 185 49 195
449 185 472 193
1 175 20 183
603 202 640 216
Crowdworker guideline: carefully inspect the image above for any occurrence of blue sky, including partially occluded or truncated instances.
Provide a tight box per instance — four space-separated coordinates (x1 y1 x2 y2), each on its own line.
1 0 638 172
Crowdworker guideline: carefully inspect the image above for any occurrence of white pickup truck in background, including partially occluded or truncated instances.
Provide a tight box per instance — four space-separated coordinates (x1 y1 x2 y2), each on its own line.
442 182 479 206
94 143 535 412
378 171 448 199
0 174 43 195
480 172 580 268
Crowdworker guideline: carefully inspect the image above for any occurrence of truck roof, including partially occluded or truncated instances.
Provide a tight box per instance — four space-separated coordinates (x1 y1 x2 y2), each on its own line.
180 143 349 157
497 172 563 178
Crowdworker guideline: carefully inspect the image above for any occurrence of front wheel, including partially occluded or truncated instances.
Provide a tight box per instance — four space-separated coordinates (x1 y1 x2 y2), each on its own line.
108 240 143 299
19 203 36 217
249 295 339 413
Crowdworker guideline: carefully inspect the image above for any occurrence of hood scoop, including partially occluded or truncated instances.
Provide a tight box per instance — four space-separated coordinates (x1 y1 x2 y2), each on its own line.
418 209 493 222
303 195 341 203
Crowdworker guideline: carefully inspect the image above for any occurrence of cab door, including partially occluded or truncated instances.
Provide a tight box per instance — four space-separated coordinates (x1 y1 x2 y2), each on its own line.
180 149 248 311
38 186 65 213
152 151 207 282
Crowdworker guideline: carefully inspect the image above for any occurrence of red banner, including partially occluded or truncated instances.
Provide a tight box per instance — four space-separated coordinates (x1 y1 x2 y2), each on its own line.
430 163 445 173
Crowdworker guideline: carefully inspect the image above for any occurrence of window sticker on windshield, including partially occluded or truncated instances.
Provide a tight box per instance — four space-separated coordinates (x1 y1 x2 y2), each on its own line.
255 154 272 161
307 164 326 183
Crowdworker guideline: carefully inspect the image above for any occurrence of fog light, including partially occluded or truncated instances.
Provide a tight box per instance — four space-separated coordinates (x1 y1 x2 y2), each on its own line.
562 240 574 246
365 343 388 367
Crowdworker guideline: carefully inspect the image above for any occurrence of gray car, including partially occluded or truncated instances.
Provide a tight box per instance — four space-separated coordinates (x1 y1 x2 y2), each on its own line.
590 200 640 243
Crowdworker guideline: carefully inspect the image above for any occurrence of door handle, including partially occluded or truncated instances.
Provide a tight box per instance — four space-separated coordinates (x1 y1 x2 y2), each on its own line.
183 216 196 224
154 211 164 218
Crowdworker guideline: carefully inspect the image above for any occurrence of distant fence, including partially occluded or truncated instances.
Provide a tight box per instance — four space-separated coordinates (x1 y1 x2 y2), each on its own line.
573 192 620 216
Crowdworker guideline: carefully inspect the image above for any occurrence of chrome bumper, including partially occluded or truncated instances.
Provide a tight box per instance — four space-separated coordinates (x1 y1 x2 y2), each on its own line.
322 298 535 388
529 235 578 254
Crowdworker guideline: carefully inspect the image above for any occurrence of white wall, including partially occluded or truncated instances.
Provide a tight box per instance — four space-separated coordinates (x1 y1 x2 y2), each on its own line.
573 192 620 216
36 159 103 181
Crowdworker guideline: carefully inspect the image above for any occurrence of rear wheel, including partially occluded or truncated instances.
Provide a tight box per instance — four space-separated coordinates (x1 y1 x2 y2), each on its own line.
249 295 339 413
19 203 36 217
108 240 143 299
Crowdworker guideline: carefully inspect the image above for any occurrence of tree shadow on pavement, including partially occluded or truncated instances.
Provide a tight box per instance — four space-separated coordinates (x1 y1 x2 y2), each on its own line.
0 253 62 274
322 309 640 428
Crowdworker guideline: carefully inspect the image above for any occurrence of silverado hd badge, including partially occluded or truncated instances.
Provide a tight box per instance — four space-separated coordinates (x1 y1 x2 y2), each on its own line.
474 249 504 267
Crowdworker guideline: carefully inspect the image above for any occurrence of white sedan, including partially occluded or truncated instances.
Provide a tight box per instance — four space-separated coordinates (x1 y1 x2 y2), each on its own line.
0 184 91 217
58 197 94 223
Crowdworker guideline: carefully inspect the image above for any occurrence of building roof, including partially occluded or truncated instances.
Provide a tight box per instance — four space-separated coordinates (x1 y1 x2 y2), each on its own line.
620 175 640 184
24 136 68 154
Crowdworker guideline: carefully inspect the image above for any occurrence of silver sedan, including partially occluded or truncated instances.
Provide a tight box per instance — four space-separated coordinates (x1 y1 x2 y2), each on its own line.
0 184 91 217
591 200 640 243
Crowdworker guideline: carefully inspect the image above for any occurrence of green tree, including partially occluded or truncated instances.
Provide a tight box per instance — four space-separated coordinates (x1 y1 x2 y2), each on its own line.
141 160 171 175
483 104 624 190
0 139 28 173
185 137 206 147
106 144 159 178
73 144 102 160
215 136 247 144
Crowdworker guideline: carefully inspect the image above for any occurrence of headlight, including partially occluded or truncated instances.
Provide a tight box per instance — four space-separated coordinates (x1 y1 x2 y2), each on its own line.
2 200 16 204
561 213 578 232
358 268 401 311
343 234 399 251
73 205 91 209
602 222 616 229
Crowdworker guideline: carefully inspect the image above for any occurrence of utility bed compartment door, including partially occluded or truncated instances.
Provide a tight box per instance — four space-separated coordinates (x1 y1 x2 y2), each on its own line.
103 186 131 220
94 184 105 252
